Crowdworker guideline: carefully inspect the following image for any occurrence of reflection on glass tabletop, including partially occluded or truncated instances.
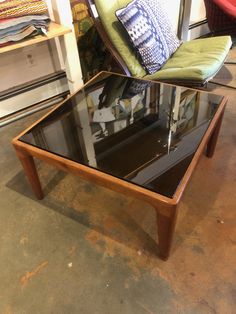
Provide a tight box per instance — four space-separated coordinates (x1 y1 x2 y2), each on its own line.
19 73 223 198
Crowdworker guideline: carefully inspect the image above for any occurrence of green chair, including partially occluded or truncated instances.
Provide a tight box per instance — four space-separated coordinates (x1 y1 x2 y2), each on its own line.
86 0 232 88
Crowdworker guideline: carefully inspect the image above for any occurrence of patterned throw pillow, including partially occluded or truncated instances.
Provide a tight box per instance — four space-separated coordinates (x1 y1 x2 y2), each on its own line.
147 0 181 56
116 0 181 74
116 0 170 74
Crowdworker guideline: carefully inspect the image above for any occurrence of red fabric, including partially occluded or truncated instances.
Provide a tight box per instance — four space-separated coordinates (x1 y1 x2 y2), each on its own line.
214 0 236 18
204 0 236 35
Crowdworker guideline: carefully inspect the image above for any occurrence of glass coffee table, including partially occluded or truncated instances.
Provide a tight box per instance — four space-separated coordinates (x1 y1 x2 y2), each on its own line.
12 72 227 260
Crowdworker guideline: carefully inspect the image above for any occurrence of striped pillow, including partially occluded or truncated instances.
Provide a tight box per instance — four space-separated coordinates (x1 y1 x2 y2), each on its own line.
0 0 48 20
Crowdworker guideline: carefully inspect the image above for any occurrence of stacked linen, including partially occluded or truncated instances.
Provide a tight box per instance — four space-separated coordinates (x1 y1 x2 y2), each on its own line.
0 0 50 47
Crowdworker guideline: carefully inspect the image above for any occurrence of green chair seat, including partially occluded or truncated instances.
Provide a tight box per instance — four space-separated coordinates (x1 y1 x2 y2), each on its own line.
145 36 232 83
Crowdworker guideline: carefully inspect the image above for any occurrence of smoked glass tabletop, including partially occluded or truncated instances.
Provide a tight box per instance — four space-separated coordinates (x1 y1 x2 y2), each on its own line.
19 73 223 198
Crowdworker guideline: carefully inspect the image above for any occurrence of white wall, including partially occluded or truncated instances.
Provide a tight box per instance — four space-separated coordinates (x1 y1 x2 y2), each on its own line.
190 0 206 24
0 42 61 92
161 0 181 31
188 0 209 39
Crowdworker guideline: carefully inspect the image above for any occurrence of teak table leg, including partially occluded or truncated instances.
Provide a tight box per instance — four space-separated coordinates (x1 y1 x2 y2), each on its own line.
15 149 43 200
206 110 225 158
155 205 178 260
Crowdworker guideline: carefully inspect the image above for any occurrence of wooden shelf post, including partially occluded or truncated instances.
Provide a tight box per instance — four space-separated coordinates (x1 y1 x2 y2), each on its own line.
50 0 84 93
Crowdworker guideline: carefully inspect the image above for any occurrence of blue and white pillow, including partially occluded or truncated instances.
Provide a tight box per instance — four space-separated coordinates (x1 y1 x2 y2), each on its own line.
147 0 181 56
116 0 181 74
116 0 169 74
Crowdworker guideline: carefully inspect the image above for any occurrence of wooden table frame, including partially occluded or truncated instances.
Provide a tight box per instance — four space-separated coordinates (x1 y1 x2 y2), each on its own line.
12 81 227 260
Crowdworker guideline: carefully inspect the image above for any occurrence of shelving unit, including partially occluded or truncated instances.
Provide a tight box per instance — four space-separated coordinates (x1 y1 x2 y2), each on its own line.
0 22 71 54
0 0 84 124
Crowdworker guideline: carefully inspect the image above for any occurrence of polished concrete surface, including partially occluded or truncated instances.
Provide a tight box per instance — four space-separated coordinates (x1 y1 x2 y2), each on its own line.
0 52 236 313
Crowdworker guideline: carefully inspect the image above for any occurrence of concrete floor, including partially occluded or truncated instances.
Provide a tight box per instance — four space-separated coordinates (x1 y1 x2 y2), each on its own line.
1 54 236 313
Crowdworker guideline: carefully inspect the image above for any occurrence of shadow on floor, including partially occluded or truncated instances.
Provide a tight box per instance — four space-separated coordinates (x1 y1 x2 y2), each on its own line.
6 143 231 260
6 165 162 258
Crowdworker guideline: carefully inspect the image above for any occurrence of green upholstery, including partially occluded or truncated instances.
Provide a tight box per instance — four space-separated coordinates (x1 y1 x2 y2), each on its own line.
145 36 232 82
95 0 232 84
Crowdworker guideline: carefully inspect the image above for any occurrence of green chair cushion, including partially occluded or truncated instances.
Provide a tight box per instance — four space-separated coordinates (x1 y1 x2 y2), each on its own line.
145 36 232 82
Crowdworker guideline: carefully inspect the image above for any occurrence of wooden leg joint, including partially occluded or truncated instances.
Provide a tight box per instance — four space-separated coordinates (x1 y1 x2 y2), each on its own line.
206 110 225 158
14 147 44 200
155 203 178 260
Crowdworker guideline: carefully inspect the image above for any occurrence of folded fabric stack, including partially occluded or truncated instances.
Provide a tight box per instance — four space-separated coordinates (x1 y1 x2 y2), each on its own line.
0 0 50 47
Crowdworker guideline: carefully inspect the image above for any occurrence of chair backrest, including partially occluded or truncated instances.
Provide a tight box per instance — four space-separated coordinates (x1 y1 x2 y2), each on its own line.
85 0 146 77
